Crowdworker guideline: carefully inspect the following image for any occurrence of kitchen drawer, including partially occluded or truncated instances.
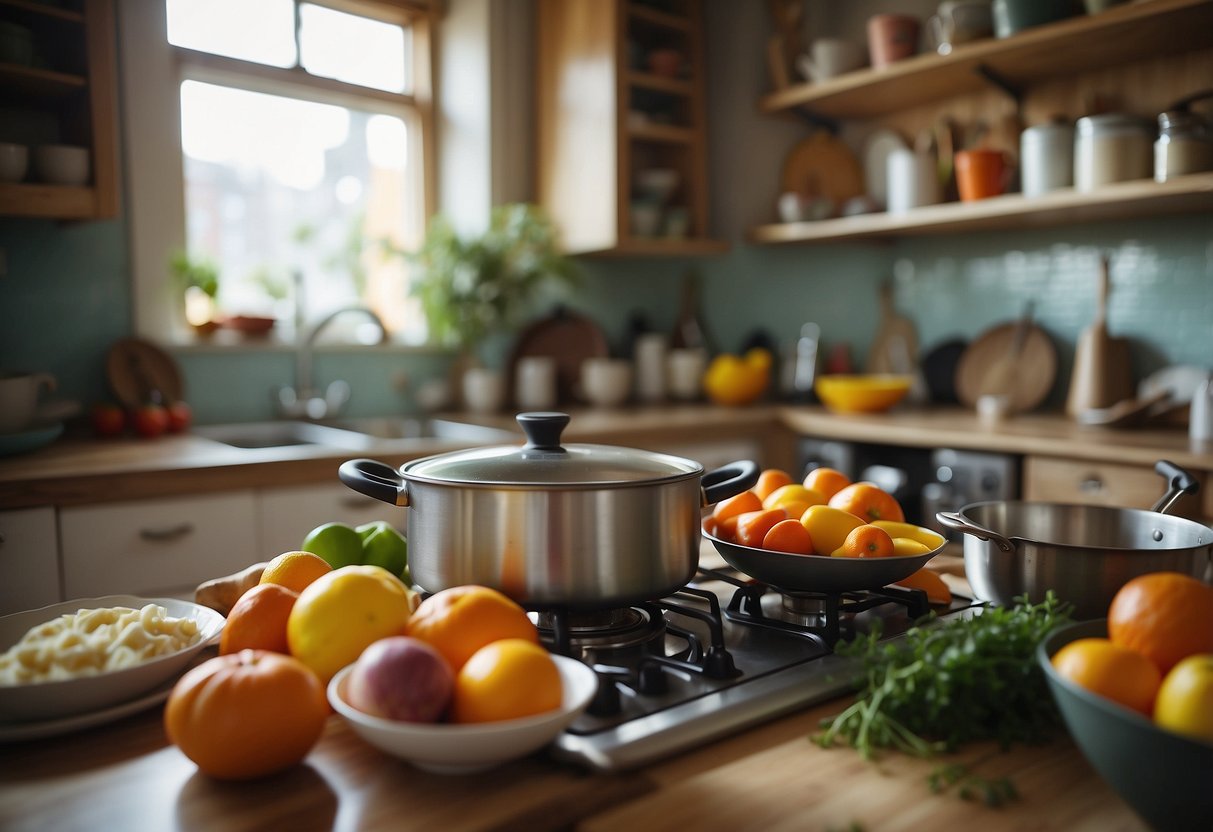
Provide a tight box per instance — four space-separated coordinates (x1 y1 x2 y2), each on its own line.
60 492 259 598
1024 457 1206 518
257 484 399 558
0 507 61 615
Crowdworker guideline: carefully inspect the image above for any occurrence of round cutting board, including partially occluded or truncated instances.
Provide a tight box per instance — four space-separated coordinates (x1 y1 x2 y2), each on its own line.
955 322 1057 412
106 338 184 408
780 131 864 204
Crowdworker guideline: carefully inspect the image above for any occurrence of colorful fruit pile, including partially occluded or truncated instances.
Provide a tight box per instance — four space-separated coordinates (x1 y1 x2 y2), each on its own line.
1051 571 1213 745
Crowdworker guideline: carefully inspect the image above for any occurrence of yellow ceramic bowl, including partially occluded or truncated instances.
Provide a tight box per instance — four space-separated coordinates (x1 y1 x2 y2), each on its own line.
814 374 912 414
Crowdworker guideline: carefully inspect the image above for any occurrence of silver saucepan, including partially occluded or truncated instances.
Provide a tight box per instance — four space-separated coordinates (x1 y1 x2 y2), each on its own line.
936 460 1212 619
338 412 759 608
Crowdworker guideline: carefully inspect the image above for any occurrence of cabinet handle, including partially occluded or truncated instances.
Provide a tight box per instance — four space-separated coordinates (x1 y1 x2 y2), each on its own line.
140 523 195 542
1079 475 1104 494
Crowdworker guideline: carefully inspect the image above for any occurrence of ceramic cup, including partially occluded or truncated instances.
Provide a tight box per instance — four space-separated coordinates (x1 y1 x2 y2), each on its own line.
0 142 28 183
514 356 557 410
0 371 56 434
33 144 90 186
955 148 1010 201
461 367 504 415
926 0 994 54
886 147 940 213
581 358 633 408
867 14 920 69
667 348 707 401
992 0 1076 38
796 38 866 83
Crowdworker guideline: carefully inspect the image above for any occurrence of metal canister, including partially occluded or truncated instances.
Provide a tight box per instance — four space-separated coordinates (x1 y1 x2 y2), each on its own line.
1154 109 1213 182
1020 121 1074 197
1074 114 1153 192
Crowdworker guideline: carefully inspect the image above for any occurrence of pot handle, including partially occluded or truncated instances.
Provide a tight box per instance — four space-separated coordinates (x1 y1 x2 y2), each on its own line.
339 458 410 507
700 460 760 507
934 511 1016 552
517 411 570 453
1151 459 1200 515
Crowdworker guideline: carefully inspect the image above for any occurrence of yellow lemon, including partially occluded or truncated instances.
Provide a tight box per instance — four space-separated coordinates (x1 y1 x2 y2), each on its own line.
891 536 932 557
799 504 865 556
871 520 945 550
287 565 418 683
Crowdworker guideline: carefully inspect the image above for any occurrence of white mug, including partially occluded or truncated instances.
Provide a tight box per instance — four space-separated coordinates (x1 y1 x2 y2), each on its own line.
581 358 633 408
797 38 865 83
515 356 557 410
461 368 504 415
886 147 940 213
667 348 707 401
0 371 56 433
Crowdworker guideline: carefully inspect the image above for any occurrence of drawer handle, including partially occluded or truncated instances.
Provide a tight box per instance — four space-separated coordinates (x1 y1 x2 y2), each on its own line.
140 523 195 542
1079 475 1104 494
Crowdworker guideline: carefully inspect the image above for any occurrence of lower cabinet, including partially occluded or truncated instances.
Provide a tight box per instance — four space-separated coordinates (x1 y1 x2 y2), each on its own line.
257 483 400 558
59 493 259 598
1023 457 1208 519
0 508 61 616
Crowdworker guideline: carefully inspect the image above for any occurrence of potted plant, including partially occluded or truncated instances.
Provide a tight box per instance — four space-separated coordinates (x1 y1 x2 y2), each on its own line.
169 250 221 336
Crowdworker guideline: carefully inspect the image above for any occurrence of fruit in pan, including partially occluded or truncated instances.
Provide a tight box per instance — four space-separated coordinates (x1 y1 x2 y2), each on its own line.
345 636 454 723
1051 637 1161 716
1153 654 1213 743
828 482 905 523
803 467 851 501
752 469 794 501
712 490 763 524
833 524 895 558
165 649 328 780
871 520 945 551
761 518 814 555
890 537 931 557
406 585 538 673
302 521 365 570
799 505 864 556
735 508 788 548
762 484 827 515
1107 572 1213 674
450 638 563 724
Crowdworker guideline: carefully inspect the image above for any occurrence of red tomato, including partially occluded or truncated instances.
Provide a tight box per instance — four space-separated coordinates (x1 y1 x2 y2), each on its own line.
166 401 192 433
89 402 126 437
131 404 169 438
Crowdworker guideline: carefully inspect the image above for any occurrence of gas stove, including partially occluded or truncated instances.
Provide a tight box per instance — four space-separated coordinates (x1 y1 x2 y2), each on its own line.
535 559 979 772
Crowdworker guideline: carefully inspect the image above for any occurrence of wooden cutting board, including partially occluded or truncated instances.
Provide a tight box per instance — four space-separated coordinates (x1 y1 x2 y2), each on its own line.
1066 258 1133 417
105 337 184 408
866 281 918 374
955 322 1057 412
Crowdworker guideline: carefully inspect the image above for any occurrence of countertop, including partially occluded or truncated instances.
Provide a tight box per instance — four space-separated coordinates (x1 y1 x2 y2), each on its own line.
1 403 1209 510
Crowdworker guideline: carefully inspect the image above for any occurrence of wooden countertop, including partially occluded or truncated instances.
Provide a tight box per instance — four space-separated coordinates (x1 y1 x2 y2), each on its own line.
1 404 1208 510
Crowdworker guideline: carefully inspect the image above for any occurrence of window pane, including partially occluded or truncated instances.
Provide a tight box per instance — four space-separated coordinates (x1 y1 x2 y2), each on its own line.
300 4 408 93
179 81 420 340
166 0 297 68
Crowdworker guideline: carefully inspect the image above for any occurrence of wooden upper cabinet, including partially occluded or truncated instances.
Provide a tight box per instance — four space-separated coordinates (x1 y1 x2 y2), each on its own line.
536 0 727 256
0 0 120 220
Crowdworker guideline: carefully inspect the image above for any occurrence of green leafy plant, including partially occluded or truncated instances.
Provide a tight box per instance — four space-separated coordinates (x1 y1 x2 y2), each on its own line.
404 204 578 349
169 250 220 300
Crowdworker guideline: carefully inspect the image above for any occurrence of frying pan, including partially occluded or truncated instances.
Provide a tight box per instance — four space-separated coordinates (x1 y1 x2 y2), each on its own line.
703 528 944 593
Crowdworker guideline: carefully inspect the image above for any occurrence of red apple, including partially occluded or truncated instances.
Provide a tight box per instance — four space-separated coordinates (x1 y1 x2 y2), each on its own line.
345 636 453 723
131 404 169 438
166 401 192 433
90 403 126 437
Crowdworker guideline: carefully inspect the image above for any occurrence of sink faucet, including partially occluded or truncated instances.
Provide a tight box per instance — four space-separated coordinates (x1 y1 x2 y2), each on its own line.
277 306 388 420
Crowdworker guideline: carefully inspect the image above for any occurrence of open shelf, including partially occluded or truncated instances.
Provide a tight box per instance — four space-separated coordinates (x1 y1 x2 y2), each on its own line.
749 172 1213 245
760 0 1213 120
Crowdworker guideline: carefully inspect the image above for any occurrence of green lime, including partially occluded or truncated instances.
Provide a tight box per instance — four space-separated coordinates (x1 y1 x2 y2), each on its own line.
302 522 364 569
358 521 409 582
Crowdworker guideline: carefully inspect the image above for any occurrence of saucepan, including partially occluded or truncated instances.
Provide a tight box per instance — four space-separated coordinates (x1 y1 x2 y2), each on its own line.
936 460 1212 619
702 530 945 593
339 412 759 608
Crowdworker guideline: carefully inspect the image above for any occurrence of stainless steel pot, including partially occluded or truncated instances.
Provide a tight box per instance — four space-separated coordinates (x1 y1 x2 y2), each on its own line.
936 460 1212 619
339 412 759 607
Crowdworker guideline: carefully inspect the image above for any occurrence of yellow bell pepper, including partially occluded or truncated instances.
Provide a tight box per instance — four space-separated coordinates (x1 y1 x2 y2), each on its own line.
704 348 772 406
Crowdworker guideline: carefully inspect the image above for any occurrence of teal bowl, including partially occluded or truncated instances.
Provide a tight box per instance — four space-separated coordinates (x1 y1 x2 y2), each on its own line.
1038 620 1213 831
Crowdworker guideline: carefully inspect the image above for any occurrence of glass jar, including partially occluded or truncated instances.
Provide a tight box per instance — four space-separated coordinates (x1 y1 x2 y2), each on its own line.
1154 109 1213 182
1074 114 1153 192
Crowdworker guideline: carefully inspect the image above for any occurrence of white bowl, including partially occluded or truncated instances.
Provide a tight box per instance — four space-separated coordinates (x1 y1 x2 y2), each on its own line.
32 144 90 186
0 595 224 722
328 653 598 774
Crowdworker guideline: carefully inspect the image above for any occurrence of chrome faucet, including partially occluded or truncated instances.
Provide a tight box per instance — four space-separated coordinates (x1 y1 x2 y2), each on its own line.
277 306 389 420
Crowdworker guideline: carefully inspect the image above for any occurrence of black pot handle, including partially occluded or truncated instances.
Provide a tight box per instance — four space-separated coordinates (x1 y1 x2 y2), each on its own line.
339 458 410 507
517 412 570 452
1152 459 1200 514
700 460 760 507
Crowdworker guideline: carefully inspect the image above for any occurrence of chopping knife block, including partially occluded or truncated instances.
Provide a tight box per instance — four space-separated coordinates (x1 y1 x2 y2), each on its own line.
1066 258 1133 417
866 281 918 375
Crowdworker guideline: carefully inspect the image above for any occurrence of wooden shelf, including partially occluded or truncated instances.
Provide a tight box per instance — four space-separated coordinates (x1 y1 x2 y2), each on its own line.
760 0 1213 120
0 182 97 218
0 0 84 25
0 62 86 97
749 172 1213 245
628 122 695 144
627 3 690 32
583 237 731 257
627 70 693 96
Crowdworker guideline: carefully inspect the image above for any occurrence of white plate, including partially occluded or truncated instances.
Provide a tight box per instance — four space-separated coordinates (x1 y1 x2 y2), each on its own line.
863 128 908 209
0 595 224 722
329 654 598 775
0 674 176 742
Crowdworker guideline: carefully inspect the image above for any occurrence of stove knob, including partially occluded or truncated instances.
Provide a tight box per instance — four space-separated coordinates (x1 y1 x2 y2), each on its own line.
637 662 668 695
587 672 622 716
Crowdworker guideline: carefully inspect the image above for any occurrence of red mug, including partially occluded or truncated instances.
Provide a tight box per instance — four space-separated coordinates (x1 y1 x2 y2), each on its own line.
867 14 921 69
955 148 1010 201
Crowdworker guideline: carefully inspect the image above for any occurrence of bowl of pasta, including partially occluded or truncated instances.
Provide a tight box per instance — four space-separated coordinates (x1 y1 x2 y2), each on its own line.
0 595 224 722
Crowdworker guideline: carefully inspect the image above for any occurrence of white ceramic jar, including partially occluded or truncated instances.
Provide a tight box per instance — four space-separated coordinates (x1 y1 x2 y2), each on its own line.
1074 114 1153 192
1154 109 1213 182
1020 121 1074 197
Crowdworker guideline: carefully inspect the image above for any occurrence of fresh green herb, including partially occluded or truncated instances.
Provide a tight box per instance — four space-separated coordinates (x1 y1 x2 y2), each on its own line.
815 593 1071 763
928 758 1019 807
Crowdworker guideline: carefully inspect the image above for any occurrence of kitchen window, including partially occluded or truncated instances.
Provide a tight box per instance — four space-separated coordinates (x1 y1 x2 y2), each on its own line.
120 0 436 344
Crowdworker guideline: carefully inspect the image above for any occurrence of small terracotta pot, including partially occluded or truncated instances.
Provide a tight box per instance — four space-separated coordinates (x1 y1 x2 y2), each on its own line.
955 148 1010 201
867 14 920 68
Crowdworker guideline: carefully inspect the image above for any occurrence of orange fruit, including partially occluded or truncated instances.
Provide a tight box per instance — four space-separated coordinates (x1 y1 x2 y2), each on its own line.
287 564 417 683
762 484 827 517
892 568 951 605
1154 654 1213 743
1107 572 1213 675
761 519 813 555
800 504 865 556
406 585 538 672
220 583 299 655
735 508 788 548
712 490 763 523
803 467 851 500
450 638 562 724
834 524 895 558
715 514 741 542
260 551 332 594
752 469 793 501
1051 637 1161 716
828 482 905 523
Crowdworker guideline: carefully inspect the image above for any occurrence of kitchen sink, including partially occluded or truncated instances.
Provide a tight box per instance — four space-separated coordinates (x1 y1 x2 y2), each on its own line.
323 417 517 444
194 418 516 450
194 421 374 449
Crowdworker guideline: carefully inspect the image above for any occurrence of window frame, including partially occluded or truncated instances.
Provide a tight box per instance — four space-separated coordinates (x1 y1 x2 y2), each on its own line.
119 0 437 344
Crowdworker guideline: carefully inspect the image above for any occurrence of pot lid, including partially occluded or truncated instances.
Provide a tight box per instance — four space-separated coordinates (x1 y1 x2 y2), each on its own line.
402 412 703 486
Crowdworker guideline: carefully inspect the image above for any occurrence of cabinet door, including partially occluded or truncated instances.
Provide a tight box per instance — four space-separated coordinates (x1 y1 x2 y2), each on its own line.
257 484 400 558
0 508 60 615
1024 457 1207 519
60 493 258 598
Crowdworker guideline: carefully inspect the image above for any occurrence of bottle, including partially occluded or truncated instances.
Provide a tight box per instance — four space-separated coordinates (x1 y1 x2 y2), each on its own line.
1191 374 1213 443
670 270 713 354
